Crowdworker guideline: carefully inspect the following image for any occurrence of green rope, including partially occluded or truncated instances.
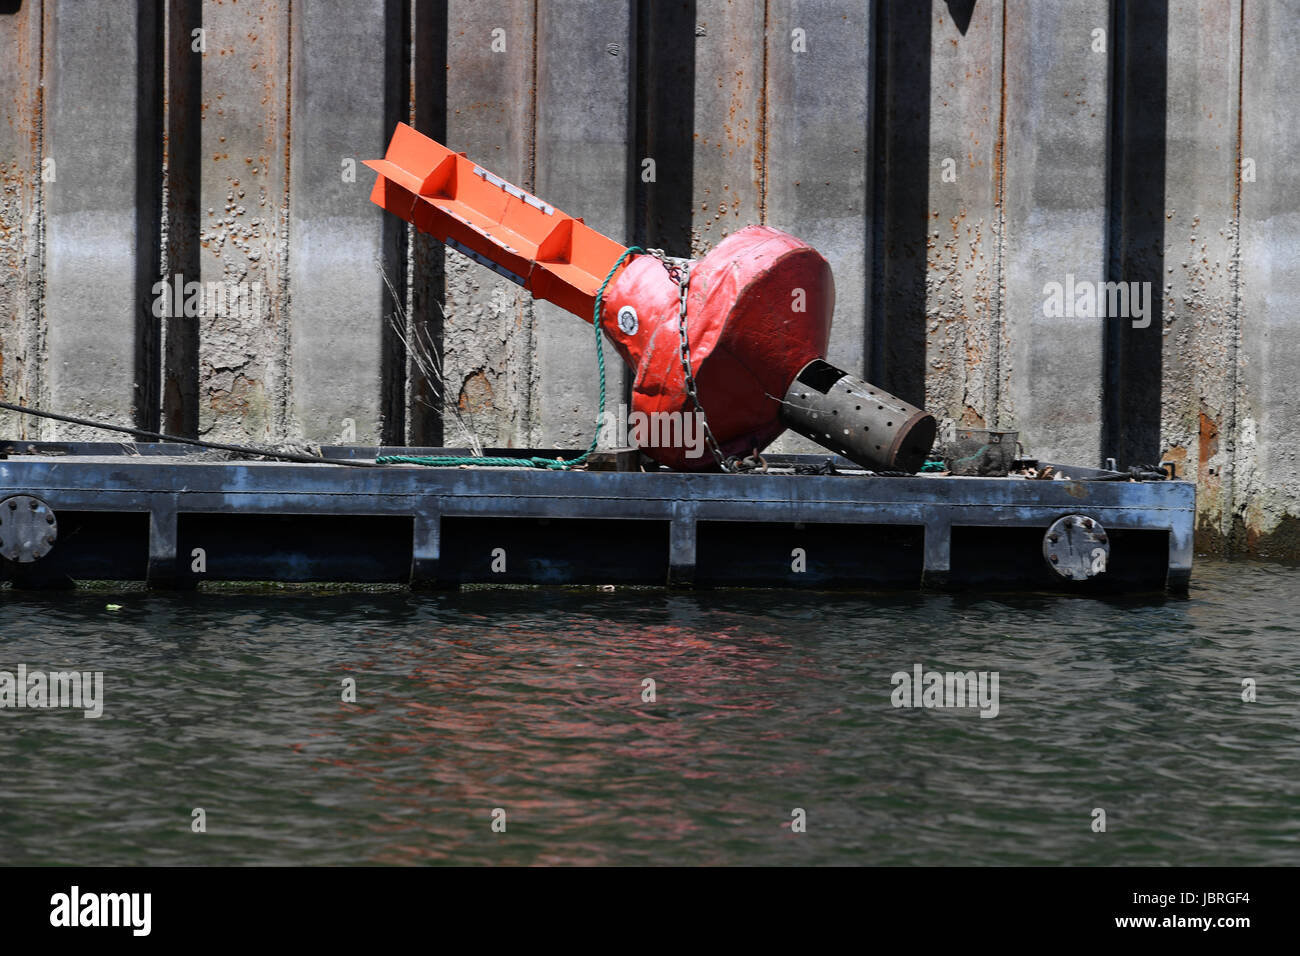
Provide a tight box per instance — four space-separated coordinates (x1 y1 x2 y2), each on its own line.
377 246 644 470
920 458 947 472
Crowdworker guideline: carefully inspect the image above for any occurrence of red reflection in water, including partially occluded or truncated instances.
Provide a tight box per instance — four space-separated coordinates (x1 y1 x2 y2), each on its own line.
294 607 822 863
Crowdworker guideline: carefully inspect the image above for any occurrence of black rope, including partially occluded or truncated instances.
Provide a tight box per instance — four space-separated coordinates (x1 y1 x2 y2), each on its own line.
0 400 378 467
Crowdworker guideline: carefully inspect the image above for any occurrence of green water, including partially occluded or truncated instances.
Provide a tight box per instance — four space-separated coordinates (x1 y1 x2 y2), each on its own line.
1 558 1297 865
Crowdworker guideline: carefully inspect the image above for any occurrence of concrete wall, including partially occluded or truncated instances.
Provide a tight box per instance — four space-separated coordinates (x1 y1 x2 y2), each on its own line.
1 0 1298 558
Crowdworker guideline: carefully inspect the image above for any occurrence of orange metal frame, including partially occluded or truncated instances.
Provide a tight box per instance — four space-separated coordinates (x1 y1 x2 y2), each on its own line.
365 123 629 320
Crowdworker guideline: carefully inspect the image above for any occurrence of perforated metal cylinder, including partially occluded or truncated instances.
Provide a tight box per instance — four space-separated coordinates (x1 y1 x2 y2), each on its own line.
779 360 937 472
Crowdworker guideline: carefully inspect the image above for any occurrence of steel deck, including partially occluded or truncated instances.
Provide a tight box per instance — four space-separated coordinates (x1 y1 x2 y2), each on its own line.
0 444 1194 592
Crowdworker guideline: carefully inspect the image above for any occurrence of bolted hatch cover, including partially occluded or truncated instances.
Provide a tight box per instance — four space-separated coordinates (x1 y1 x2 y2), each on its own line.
0 495 58 563
1043 513 1109 581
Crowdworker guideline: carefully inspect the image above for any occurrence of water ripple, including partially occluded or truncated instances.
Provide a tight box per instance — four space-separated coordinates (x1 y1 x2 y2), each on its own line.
0 558 1297 865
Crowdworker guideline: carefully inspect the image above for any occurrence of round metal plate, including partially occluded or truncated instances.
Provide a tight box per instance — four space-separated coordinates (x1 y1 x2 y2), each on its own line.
0 495 58 563
1043 514 1108 581
617 305 638 335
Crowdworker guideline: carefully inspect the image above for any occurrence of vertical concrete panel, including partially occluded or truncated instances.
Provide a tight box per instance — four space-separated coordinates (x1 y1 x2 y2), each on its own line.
406 0 447 446
532 0 635 449
197 0 289 442
633 0 696 255
1236 0 1300 555
763 0 869 454
1160 0 1240 547
289 0 403 444
925 0 1003 433
161 0 203 436
1103 1 1168 470
1001 0 1109 463
42 0 161 438
870 0 931 406
0 0 44 438
442 0 536 450
692 0 765 254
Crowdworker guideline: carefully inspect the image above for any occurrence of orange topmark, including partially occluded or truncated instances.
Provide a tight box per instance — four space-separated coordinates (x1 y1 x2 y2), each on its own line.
364 122 628 320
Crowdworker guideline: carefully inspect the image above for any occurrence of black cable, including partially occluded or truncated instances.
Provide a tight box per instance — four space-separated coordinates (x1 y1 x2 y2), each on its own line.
0 400 379 468
1080 465 1169 482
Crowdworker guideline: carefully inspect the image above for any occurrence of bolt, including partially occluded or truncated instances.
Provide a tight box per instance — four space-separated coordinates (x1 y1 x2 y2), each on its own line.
1096 534 1107 543
1083 518 1093 529
29 500 37 511
45 515 53 524
1049 533 1059 543
45 535 55 545
7 500 15 510
1050 554 1059 564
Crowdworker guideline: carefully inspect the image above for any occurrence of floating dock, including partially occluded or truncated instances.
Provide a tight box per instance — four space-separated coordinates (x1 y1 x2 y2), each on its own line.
0 443 1193 592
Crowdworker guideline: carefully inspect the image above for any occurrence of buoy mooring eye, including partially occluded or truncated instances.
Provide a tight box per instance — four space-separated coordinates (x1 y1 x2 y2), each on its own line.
0 495 58 563
1043 514 1109 581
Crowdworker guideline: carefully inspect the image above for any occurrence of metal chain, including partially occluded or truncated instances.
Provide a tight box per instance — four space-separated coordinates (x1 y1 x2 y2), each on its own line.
646 249 735 472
